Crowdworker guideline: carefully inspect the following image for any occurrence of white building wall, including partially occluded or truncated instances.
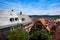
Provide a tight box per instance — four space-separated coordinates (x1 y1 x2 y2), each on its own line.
0 10 22 29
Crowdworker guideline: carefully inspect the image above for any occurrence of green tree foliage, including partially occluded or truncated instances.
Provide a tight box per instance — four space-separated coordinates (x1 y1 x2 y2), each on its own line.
7 22 54 40
48 29 56 40
29 29 49 40
7 28 29 40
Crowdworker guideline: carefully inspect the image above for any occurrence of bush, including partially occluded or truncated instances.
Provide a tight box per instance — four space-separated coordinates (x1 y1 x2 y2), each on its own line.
7 28 29 40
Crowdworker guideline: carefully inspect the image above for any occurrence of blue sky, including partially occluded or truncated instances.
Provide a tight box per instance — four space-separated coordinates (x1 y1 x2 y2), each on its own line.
0 0 60 15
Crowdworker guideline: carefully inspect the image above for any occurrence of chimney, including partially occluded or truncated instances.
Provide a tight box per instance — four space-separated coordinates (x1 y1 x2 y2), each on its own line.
20 11 22 15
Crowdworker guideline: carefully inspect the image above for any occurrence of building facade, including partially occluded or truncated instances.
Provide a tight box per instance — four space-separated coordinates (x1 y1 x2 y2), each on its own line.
0 10 22 40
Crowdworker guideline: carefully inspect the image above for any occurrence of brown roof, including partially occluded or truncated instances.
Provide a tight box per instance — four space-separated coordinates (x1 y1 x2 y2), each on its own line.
31 18 60 40
31 18 50 32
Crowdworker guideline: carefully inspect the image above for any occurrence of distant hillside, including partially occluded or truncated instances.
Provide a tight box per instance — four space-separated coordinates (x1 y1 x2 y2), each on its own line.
28 15 60 20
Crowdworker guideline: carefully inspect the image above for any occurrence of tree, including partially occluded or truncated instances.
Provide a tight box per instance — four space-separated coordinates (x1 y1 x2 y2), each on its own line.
7 24 29 40
29 29 49 40
29 20 54 40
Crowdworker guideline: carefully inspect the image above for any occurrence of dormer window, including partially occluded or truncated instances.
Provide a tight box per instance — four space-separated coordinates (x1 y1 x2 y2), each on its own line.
10 18 14 22
15 18 19 21
22 18 25 21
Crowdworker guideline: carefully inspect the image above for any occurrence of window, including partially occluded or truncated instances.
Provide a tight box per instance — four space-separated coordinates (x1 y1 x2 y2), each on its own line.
56 22 60 25
10 18 14 22
10 27 14 31
15 18 19 21
22 18 25 21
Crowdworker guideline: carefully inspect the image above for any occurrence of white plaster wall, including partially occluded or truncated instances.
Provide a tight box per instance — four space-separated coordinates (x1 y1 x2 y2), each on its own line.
0 10 22 29
18 14 33 25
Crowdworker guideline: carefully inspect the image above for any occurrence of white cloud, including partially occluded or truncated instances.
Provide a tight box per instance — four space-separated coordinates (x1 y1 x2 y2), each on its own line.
47 9 60 15
47 3 60 15
49 3 60 10
0 1 60 15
